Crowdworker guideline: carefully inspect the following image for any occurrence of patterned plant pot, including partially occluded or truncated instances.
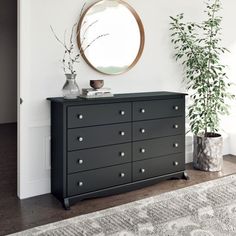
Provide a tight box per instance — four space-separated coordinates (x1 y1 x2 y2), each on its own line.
193 134 223 172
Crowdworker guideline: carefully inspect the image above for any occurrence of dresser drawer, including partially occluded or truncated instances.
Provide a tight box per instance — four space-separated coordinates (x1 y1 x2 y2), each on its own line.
68 123 131 151
68 143 132 173
133 117 184 141
133 98 184 121
133 135 184 161
67 103 131 128
133 153 185 181
67 163 131 196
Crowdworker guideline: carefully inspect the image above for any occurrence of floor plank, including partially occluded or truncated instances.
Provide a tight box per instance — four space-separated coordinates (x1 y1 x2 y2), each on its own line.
0 124 235 235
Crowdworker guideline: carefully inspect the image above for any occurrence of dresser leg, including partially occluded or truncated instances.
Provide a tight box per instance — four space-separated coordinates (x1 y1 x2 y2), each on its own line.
63 198 70 210
182 172 190 180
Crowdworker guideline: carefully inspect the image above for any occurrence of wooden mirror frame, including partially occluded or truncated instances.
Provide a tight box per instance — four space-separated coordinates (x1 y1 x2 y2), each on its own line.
77 0 145 75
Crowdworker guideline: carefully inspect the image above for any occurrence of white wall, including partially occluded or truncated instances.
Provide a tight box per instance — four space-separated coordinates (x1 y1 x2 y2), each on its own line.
18 0 236 199
221 2 236 155
0 0 17 124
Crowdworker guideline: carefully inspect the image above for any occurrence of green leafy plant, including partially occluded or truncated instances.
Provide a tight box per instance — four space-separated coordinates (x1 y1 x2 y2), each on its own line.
170 0 234 137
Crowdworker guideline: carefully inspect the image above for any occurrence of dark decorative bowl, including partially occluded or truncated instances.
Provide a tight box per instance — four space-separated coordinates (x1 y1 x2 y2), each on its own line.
90 80 104 90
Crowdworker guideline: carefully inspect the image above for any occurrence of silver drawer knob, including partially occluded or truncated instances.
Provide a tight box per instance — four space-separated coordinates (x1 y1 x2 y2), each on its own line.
77 114 83 120
173 124 179 129
140 128 146 134
140 108 146 114
78 136 84 142
78 181 83 187
120 110 125 116
173 161 179 166
173 106 179 111
120 173 125 178
140 168 146 173
78 159 83 164
120 152 125 157
120 131 125 136
173 143 179 148
140 148 146 153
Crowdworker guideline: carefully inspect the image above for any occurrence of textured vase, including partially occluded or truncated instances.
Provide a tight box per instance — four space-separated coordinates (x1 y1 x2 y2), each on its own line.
62 74 80 99
193 134 223 172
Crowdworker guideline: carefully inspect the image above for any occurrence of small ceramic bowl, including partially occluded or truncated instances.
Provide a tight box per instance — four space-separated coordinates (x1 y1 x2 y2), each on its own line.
90 80 104 90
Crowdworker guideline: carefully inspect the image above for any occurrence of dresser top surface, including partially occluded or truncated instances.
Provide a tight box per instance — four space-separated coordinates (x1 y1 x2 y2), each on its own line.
47 91 187 105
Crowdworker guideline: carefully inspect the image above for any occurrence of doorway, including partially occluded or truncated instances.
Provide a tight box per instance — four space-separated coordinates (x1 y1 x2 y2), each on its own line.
0 0 17 197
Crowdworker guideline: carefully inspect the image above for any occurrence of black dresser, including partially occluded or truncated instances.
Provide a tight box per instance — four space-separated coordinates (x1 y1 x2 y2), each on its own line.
48 92 188 209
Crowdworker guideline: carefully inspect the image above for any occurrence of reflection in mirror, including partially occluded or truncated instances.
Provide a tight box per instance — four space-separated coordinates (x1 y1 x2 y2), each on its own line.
77 0 145 75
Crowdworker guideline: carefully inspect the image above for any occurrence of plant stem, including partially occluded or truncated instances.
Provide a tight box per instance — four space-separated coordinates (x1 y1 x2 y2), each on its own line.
204 0 218 136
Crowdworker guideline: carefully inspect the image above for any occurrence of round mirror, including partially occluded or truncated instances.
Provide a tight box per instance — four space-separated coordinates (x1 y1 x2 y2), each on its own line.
77 0 145 75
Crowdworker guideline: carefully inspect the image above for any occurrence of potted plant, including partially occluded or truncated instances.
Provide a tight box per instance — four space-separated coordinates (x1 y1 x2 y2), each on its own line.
51 23 81 99
170 0 235 171
51 3 108 99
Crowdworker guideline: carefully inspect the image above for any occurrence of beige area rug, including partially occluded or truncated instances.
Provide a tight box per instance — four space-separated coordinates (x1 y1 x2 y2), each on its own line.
10 174 236 236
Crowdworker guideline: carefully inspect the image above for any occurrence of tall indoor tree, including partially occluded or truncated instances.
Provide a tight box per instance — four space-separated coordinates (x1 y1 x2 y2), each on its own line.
170 0 234 171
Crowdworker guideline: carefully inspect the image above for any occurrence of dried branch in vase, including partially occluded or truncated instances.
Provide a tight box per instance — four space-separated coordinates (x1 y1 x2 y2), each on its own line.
50 3 108 75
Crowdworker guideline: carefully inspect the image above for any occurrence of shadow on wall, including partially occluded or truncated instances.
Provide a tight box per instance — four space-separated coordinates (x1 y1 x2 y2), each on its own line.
219 0 236 155
222 42 236 155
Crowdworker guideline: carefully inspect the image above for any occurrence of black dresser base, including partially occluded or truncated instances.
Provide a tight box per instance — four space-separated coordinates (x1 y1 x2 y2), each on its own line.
48 92 188 210
62 171 189 210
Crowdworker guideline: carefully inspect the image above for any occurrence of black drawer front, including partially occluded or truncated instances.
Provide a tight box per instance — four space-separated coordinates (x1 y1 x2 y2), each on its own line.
68 123 131 151
68 103 131 128
133 98 184 121
133 135 184 161
67 163 131 196
133 153 185 181
68 143 132 173
133 117 184 141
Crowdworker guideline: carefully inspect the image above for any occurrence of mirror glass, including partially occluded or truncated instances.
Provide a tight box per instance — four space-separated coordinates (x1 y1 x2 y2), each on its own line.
77 0 145 75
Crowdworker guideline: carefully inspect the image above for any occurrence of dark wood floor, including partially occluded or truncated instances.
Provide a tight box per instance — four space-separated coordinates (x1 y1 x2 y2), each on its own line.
0 123 236 235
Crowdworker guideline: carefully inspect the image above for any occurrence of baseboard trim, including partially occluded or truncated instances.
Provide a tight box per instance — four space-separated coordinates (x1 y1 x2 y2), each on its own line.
18 178 50 199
